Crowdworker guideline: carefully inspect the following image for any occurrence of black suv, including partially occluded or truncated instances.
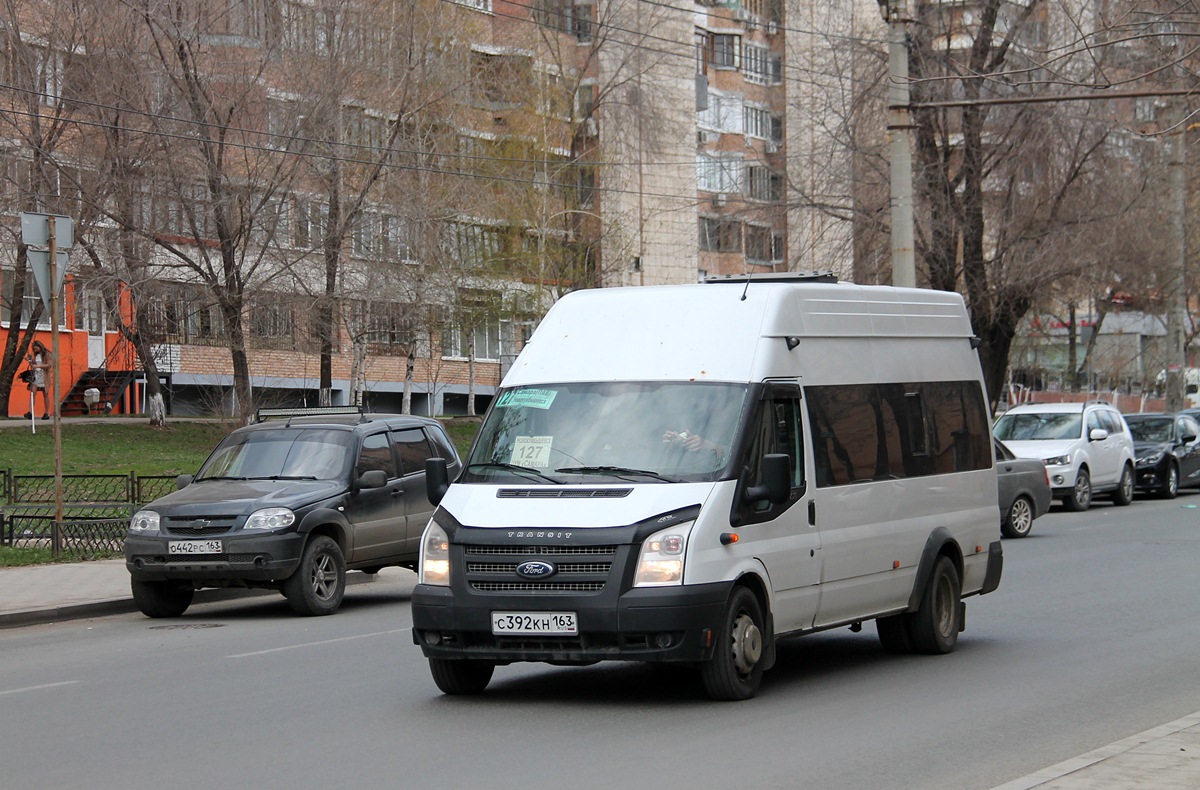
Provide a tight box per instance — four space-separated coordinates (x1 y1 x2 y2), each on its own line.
124 408 461 618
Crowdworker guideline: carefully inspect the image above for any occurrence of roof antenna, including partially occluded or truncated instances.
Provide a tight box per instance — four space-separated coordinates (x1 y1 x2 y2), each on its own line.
740 278 750 301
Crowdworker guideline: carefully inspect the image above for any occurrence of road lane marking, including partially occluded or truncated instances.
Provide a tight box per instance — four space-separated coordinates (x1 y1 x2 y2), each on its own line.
0 680 81 696
226 628 409 658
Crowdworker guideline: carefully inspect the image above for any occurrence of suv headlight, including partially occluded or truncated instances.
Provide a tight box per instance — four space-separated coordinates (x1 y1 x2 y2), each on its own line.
634 521 695 587
419 522 451 586
1042 454 1071 467
243 507 296 532
129 510 160 534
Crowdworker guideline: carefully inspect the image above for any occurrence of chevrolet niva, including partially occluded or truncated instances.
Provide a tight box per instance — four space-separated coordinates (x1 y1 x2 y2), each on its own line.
124 408 461 617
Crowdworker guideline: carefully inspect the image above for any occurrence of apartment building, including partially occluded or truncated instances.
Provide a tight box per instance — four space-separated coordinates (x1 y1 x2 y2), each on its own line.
1 0 864 419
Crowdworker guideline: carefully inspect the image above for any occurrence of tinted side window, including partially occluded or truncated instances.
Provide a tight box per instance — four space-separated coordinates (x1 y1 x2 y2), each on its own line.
807 380 989 488
425 426 459 463
1102 411 1125 435
808 385 906 485
1086 410 1105 435
1181 416 1200 440
358 432 397 478
394 428 434 475
924 381 990 474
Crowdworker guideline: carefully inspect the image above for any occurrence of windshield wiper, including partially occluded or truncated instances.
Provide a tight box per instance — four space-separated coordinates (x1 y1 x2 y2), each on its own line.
466 462 563 484
555 465 679 483
196 475 247 481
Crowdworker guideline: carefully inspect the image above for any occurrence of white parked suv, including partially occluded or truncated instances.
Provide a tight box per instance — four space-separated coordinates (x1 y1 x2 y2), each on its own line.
993 401 1135 511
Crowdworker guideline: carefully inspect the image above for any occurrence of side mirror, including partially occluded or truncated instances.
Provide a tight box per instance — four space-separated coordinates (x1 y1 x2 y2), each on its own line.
1088 428 1109 442
176 474 194 490
1183 434 1197 444
746 453 791 505
426 457 450 506
357 469 388 490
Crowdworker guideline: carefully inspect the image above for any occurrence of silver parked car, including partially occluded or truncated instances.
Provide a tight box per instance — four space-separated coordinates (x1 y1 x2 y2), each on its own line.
995 438 1052 538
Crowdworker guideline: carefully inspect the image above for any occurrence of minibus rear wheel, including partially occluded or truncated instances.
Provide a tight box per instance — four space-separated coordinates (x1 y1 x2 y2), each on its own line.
700 586 765 701
908 556 961 654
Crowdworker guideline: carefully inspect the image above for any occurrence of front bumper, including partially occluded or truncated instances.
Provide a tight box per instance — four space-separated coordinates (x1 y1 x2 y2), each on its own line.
124 531 306 584
411 580 734 664
1134 462 1169 491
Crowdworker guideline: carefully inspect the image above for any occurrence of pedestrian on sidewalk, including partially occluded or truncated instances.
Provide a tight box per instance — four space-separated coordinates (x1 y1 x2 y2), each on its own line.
24 340 50 420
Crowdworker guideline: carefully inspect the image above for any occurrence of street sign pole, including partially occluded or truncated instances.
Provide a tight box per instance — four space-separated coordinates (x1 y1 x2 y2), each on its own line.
50 216 64 556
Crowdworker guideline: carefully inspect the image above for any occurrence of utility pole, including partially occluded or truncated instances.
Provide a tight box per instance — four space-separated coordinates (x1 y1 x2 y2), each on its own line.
878 0 916 288
1167 104 1189 412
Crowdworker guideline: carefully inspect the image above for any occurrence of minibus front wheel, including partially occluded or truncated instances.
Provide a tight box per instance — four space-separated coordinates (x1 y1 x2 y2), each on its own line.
700 586 766 701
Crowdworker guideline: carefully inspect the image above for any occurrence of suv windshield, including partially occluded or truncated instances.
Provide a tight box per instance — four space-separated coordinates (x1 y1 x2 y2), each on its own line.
197 428 353 482
994 412 1082 441
1126 418 1172 443
464 381 749 483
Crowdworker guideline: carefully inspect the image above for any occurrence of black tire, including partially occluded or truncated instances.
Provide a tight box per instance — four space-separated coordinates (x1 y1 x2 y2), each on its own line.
876 613 914 653
1159 463 1180 499
360 566 384 575
700 586 766 701
908 556 961 655
283 535 346 616
429 658 495 695
131 579 194 618
1111 464 1134 506
1064 468 1091 512
1001 495 1035 539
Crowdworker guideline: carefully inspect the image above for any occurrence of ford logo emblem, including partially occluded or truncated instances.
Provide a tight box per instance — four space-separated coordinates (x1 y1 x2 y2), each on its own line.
516 560 556 579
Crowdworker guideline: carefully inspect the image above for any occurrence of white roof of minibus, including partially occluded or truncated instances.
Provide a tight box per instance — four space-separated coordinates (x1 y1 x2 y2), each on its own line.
503 278 976 386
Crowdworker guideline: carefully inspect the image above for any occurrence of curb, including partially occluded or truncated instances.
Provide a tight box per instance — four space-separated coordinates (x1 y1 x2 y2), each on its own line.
0 572 380 629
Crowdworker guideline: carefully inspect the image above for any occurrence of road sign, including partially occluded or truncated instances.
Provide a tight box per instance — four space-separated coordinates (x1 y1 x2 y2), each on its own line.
20 212 74 248
28 249 70 313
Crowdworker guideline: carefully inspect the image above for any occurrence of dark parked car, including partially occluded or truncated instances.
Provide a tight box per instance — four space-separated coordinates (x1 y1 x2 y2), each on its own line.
995 438 1052 538
124 408 462 618
1124 412 1200 498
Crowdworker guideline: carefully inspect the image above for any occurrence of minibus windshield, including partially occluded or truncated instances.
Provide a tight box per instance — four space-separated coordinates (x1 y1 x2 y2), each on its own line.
464 382 749 484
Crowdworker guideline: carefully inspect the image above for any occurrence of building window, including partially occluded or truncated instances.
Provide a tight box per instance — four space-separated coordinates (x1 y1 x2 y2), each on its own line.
745 164 782 201
711 34 740 69
745 224 775 263
250 297 297 350
697 153 741 193
700 90 744 134
742 43 777 85
699 217 741 252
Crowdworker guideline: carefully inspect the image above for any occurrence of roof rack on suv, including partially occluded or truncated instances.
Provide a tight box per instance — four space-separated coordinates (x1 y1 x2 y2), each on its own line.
255 406 364 423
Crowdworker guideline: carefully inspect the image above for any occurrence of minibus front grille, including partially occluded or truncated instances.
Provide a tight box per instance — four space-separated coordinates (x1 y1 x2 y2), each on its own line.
470 581 606 593
467 562 612 575
497 488 632 498
461 544 621 595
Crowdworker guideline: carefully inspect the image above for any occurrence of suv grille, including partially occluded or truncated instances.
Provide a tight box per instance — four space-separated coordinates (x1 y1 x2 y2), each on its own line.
163 518 238 536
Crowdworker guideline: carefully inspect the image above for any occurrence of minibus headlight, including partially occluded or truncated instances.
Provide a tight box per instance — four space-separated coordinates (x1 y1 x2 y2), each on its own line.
634 522 695 587
419 522 451 586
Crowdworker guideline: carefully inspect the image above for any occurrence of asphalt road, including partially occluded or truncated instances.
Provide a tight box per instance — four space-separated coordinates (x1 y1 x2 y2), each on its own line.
3 492 1199 790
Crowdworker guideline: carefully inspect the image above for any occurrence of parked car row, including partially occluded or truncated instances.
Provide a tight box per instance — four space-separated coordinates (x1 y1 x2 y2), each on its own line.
992 400 1200 538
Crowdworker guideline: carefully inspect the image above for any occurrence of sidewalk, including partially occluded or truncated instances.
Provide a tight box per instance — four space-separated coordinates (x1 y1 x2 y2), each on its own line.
0 559 1196 788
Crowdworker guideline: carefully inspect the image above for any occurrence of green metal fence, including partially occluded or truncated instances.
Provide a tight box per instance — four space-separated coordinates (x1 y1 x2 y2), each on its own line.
1 471 177 560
